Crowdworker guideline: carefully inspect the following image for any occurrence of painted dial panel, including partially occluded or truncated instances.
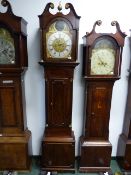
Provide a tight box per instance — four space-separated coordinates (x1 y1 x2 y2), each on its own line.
0 28 15 64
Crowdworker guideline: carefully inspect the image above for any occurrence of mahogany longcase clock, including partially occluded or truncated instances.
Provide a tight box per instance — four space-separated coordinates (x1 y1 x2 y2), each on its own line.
117 35 131 172
0 0 31 171
38 2 80 173
79 20 126 172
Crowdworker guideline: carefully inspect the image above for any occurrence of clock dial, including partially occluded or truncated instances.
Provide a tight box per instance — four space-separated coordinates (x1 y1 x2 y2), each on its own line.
0 28 15 64
46 20 72 59
47 32 71 58
90 38 116 75
91 48 115 75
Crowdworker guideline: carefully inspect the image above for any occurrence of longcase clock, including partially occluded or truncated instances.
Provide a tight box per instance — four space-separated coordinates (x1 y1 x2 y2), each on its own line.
38 2 80 173
0 0 31 171
79 20 126 172
117 35 131 172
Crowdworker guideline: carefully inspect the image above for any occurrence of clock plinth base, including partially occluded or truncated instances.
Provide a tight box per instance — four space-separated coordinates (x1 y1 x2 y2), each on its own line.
79 167 112 173
41 128 75 173
117 134 131 170
0 130 31 171
79 137 112 173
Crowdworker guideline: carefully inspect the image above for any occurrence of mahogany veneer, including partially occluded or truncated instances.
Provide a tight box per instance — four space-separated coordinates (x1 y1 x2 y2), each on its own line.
38 3 80 173
79 21 126 172
0 0 31 170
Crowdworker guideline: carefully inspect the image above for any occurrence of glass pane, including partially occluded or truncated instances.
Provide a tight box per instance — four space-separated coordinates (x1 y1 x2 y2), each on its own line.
46 20 72 59
90 38 116 75
0 28 15 64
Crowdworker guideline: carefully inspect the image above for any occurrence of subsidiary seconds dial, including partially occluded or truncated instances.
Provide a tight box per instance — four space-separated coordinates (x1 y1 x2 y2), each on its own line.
47 31 72 59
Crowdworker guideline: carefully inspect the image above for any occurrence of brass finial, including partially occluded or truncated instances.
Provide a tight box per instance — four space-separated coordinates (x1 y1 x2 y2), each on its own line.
58 1 62 12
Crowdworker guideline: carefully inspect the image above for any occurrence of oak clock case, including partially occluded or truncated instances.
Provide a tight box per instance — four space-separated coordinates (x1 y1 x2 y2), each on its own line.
79 20 126 173
0 0 31 171
38 2 80 173
117 35 131 172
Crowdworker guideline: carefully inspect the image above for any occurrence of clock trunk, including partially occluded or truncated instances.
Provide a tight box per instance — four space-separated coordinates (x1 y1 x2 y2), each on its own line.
84 81 114 140
79 20 126 173
39 62 78 172
38 3 80 173
0 0 31 170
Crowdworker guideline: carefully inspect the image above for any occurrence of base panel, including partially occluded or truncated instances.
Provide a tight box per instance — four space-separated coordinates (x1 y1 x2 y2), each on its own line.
41 130 75 172
0 130 31 171
41 167 75 173
79 167 112 173
117 134 131 170
79 138 112 172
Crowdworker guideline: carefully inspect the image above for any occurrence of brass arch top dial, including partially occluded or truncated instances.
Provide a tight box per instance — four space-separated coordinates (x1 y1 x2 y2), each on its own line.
46 20 72 59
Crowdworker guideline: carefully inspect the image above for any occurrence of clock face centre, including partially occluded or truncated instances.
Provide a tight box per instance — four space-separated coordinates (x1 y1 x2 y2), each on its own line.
52 37 67 52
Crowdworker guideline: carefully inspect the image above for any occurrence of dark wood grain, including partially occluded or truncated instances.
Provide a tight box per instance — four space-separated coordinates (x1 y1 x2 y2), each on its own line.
84 81 114 140
79 137 112 172
39 2 80 172
0 130 31 170
0 75 25 134
80 21 126 172
0 0 31 171
41 131 75 172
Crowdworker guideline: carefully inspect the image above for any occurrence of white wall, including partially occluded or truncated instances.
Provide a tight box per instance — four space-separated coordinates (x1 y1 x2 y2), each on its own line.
7 0 131 156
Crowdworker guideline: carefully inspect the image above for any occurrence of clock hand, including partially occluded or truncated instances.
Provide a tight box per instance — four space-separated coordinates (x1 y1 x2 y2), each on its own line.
2 49 7 55
0 46 5 52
